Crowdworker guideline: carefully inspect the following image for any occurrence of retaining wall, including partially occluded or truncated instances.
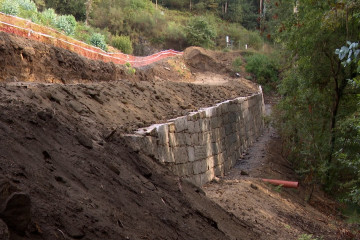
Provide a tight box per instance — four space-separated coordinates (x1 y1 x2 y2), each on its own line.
125 88 265 186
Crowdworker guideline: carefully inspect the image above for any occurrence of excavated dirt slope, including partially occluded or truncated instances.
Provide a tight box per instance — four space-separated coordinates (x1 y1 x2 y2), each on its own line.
0 31 260 239
3 31 356 240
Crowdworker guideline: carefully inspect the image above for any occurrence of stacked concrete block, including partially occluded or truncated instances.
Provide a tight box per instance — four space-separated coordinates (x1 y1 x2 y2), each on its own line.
124 87 265 187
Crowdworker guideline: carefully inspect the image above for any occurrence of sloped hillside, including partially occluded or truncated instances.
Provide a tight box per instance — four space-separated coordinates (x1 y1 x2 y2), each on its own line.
0 31 259 240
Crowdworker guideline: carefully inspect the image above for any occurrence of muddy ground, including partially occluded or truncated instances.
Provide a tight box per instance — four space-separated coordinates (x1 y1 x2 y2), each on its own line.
0 31 358 240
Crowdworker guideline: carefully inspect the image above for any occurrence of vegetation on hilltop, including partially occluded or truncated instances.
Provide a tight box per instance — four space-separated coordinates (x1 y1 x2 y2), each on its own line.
0 0 265 54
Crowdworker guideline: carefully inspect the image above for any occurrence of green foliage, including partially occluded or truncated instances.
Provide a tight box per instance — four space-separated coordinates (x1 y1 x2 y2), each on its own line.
216 23 263 50
0 0 20 15
164 21 187 49
274 1 360 206
56 14 76 35
125 62 136 75
247 32 263 50
44 0 86 21
245 53 278 87
273 184 283 193
33 0 45 11
185 16 216 48
232 57 242 73
112 35 133 54
41 8 57 26
298 234 321 240
90 32 107 51
342 204 360 224
18 0 37 12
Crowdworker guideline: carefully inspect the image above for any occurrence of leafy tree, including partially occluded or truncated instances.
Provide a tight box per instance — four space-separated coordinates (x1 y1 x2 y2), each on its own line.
275 0 360 204
334 41 360 204
33 0 45 10
44 0 86 21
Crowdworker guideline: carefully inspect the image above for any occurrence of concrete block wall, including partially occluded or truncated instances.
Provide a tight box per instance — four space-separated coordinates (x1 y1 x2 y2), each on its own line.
125 88 265 186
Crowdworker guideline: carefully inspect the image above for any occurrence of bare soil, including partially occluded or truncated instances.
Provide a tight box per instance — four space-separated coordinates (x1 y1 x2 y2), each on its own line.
0 31 357 240
0 31 260 240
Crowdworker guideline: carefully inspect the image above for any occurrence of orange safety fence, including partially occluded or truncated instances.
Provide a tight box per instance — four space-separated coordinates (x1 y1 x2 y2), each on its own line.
0 12 183 67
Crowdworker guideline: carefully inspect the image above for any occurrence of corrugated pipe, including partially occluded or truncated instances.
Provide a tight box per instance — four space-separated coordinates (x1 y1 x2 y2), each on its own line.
262 179 299 188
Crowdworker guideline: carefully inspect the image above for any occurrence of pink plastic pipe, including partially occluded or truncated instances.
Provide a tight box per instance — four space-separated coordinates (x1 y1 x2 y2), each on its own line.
262 179 299 188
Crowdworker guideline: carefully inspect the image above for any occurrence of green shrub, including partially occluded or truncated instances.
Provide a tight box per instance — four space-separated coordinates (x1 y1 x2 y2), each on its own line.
40 8 57 26
165 21 186 43
90 33 107 51
185 16 216 49
18 0 37 12
245 53 278 87
125 62 136 75
56 15 76 35
29 11 39 23
248 31 264 50
0 0 20 15
297 234 321 240
232 57 243 72
73 22 92 43
112 35 133 54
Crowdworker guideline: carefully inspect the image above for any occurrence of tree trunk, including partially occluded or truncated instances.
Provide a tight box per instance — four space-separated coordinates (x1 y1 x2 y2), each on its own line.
85 0 92 25
260 0 263 14
225 1 228 14
326 60 350 185
190 0 192 11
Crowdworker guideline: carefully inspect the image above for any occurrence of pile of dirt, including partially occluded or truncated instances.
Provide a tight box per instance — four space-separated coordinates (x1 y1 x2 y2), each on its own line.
0 100 259 240
0 31 261 239
183 47 246 75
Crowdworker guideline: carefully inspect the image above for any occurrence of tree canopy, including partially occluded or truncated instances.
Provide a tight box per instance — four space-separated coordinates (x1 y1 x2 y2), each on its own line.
273 0 360 205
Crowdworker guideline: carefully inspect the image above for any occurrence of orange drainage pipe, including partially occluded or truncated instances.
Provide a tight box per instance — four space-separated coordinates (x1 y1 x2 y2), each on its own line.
262 179 299 188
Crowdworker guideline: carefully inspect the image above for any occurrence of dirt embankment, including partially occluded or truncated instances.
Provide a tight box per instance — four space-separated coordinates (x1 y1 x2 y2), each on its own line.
1 30 357 240
0 31 261 239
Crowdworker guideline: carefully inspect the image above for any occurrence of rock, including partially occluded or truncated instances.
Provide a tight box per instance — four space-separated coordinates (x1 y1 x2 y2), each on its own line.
0 178 19 204
68 101 84 113
76 133 93 149
54 175 67 184
37 110 53 121
105 162 120 175
250 184 258 190
0 192 31 233
211 177 221 183
65 224 85 239
0 219 10 240
240 170 249 176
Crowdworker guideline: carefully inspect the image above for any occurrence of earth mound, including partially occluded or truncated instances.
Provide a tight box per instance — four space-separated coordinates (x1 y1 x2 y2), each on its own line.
0 31 259 239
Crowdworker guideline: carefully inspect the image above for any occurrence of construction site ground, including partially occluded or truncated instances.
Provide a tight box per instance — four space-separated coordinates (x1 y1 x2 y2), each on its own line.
0 31 358 240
